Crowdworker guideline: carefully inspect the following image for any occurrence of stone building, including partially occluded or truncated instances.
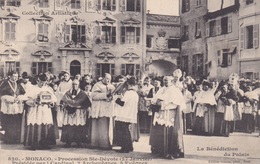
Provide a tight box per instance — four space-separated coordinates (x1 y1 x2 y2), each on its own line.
180 0 242 80
0 0 147 79
146 13 181 77
239 0 260 80
205 0 239 80
179 0 208 79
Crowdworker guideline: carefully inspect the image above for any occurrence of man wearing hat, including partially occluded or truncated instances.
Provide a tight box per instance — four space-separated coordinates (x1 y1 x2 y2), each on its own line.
20 72 33 91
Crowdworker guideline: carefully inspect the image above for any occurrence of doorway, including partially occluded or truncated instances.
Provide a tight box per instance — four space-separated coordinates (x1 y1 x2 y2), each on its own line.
70 60 81 77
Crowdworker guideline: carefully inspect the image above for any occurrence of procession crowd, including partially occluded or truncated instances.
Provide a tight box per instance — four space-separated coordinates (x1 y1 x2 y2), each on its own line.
0 69 259 160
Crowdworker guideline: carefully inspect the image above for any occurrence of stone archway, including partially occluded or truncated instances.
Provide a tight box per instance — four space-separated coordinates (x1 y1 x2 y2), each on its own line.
148 60 177 76
70 60 81 77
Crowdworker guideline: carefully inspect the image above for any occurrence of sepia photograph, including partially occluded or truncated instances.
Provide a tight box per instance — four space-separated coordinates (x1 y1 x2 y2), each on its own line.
0 0 260 163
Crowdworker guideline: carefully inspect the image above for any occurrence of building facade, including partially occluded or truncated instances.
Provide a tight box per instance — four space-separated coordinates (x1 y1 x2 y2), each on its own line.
205 0 239 80
239 0 260 80
179 0 208 79
0 0 147 79
180 0 244 80
146 13 181 77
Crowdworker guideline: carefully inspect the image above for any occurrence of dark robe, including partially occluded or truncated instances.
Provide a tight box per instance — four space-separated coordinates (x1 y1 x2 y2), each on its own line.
60 89 91 145
0 80 25 144
150 106 184 158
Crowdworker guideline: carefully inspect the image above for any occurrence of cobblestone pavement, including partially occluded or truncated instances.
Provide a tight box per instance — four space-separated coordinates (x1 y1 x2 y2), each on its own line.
1 132 260 164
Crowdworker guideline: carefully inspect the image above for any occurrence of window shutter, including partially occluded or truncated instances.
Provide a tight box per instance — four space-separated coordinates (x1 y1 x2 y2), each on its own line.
120 0 125 12
0 0 4 6
136 0 141 12
217 50 222 66
228 15 232 33
44 24 49 41
31 62 37 76
16 0 21 6
186 0 190 12
47 62 52 72
121 64 126 75
95 26 101 43
110 64 115 75
111 0 116 11
240 27 244 49
181 0 185 13
0 62 4 77
44 24 48 35
5 22 9 40
135 64 140 78
11 23 16 40
81 25 86 43
195 22 198 37
216 19 221 35
95 26 101 36
227 54 232 66
38 23 43 34
112 26 116 43
78 0 81 8
198 21 201 36
186 25 189 40
206 22 209 37
15 62 20 74
65 25 70 42
38 23 44 41
253 24 259 49
136 27 140 43
181 26 185 39
97 64 101 78
198 0 202 6
197 21 201 37
121 26 125 43
97 0 101 10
